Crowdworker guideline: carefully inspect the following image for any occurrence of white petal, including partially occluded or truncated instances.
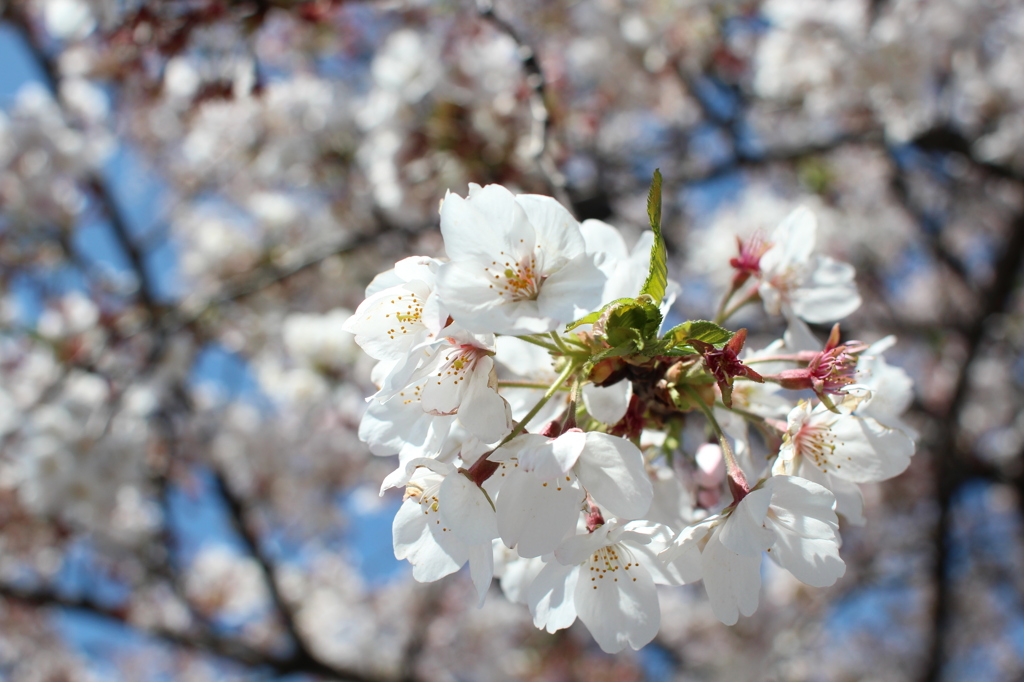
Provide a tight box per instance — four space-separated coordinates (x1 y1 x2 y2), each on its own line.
457 363 513 443
549 430 587 473
499 554 546 605
581 219 627 268
343 281 433 361
824 412 915 483
393 499 466 582
797 466 865 526
659 519 712 576
515 193 586 260
790 255 861 323
765 206 816 271
582 381 632 425
439 185 532 263
700 529 762 626
536 255 605 323
497 469 584 558
359 387 454 460
763 476 845 587
575 433 653 520
468 542 495 607
527 561 579 633
439 472 498 545
554 523 615 565
574 551 660 653
717 487 775 556
782 316 821 353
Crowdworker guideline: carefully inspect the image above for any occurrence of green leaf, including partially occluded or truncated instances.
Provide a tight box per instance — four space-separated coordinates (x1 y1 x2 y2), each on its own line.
594 298 663 352
640 169 668 304
590 343 637 364
658 346 700 357
565 298 637 332
663 319 734 348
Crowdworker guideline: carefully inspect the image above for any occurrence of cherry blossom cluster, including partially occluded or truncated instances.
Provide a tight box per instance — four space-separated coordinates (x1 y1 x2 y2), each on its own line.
344 178 917 653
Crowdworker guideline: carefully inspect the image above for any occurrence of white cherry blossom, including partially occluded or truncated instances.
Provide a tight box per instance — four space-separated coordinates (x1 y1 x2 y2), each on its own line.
758 207 861 324
344 257 447 358
491 430 653 557
662 476 845 625
359 371 456 466
772 399 915 484
383 458 496 605
400 331 512 444
436 184 605 334
525 519 684 653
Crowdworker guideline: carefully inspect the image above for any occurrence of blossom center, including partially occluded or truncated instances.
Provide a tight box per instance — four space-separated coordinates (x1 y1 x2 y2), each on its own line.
382 293 425 340
435 343 488 387
793 420 841 474
404 477 441 511
485 249 546 302
585 543 639 588
730 231 771 277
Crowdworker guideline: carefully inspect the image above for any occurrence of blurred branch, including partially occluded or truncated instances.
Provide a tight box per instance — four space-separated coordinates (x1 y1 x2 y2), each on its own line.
210 467 315 666
168 229 387 333
920 205 1024 682
884 148 977 295
0 582 389 681
912 126 1024 185
476 0 570 206
4 6 162 315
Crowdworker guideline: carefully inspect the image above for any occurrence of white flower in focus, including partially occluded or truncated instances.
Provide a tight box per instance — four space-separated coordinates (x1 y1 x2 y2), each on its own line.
662 475 845 625
359 372 455 465
491 430 653 558
384 458 496 605
773 399 915 484
343 256 447 364
526 519 684 653
772 398 915 524
758 207 861 324
437 184 605 334
386 330 513 444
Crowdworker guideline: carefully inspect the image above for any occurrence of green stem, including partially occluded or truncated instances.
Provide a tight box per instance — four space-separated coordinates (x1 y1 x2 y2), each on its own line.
715 401 767 426
683 385 749 495
548 331 573 355
714 282 739 325
515 334 560 353
499 380 570 390
716 286 760 325
501 360 579 445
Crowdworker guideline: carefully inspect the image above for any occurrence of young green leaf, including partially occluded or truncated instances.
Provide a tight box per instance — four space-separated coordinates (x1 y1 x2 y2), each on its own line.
593 299 662 351
663 319 734 348
640 169 668 304
565 298 637 332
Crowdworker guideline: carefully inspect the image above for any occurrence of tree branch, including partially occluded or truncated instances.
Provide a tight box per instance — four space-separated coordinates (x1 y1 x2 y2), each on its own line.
476 0 569 206
0 582 389 681
919 206 1024 682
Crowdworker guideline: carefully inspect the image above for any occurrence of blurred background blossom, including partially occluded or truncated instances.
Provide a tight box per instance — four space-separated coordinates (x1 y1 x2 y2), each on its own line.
0 0 1022 679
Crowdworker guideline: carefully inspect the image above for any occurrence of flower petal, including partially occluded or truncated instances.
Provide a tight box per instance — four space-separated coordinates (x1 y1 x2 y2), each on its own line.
700 529 762 626
574 552 660 653
497 467 584 558
575 433 653 520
